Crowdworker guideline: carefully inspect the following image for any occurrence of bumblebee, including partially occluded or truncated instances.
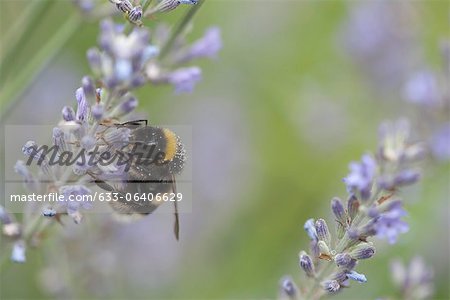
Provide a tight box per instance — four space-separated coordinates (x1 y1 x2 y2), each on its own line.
92 120 186 240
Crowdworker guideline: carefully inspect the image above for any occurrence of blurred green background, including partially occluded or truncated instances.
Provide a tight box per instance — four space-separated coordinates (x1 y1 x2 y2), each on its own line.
1 0 449 299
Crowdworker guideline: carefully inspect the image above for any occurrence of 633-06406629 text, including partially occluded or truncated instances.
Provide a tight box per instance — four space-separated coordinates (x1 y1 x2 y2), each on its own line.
9 192 183 203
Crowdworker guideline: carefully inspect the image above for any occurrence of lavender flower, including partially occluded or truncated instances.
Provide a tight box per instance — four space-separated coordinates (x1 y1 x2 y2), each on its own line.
146 25 221 94
280 119 425 297
391 257 434 299
6 0 217 268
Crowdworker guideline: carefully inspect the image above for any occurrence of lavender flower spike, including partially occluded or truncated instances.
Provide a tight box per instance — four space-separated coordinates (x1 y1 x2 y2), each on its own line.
280 119 425 297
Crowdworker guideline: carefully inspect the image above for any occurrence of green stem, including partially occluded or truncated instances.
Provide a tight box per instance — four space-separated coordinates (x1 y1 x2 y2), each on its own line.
0 0 54 78
0 13 82 122
159 0 205 60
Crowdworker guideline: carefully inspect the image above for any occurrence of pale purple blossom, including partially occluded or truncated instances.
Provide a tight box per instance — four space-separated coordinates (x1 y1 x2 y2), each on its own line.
346 270 367 283
168 67 202 94
403 71 439 106
374 202 409 244
343 154 376 200
430 123 450 161
391 257 434 299
59 185 93 214
178 27 222 63
75 87 89 121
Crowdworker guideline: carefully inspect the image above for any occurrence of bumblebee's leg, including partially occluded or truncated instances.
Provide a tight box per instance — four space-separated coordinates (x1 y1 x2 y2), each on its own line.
91 178 116 193
118 119 148 127
174 199 180 241
171 175 180 241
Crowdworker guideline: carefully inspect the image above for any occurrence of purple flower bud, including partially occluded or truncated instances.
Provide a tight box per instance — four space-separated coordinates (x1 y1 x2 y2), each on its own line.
22 141 38 157
350 219 377 240
331 197 346 224
322 280 340 293
62 106 76 121
168 67 202 94
110 94 138 118
179 27 222 63
75 87 89 121
59 185 93 214
0 205 13 224
87 48 102 75
393 170 421 186
116 0 133 13
315 219 331 245
14 160 39 192
42 207 57 217
279 276 299 299
119 94 138 114
141 46 159 63
349 243 375 260
309 239 320 258
347 195 359 221
91 103 105 120
304 218 318 241
82 76 96 101
128 6 142 23
346 270 367 283
115 59 133 82
129 75 145 88
11 240 26 263
299 251 315 277
99 19 116 54
331 271 348 283
81 135 96 151
335 253 353 267
52 127 66 150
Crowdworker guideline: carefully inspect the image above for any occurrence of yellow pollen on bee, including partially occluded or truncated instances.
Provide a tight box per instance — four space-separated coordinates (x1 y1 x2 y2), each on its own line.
162 128 177 161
